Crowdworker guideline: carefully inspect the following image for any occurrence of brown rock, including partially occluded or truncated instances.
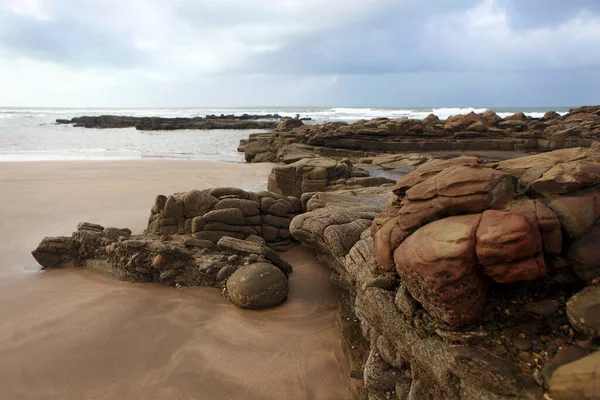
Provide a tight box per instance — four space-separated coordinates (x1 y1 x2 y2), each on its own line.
549 351 600 400
476 210 546 283
567 285 600 337
568 223 600 281
393 214 485 325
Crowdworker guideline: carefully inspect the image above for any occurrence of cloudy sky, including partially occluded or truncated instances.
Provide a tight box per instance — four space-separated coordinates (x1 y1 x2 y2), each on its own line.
1 0 599 107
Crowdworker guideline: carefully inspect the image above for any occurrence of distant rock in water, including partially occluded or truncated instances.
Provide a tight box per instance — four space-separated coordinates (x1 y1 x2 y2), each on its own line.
55 114 307 130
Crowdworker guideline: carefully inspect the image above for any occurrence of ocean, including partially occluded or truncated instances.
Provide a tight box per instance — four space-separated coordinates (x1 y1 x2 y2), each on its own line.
0 106 571 162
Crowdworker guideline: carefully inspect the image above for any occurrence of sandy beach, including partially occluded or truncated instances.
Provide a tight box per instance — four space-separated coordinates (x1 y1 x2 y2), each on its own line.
0 160 351 399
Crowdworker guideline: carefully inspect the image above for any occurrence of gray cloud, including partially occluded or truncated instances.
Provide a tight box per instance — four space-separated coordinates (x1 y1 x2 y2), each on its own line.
0 0 599 106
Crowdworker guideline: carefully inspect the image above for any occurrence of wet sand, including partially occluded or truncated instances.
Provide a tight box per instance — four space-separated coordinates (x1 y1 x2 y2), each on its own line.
0 160 351 399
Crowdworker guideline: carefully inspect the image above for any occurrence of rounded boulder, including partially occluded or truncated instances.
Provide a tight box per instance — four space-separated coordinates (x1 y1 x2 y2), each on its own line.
226 263 288 309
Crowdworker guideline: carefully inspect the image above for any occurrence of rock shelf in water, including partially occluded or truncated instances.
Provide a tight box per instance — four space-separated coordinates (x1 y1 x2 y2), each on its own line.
240 106 600 162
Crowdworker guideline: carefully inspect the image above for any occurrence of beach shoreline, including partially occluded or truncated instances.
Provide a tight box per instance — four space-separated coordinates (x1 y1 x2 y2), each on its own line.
0 160 351 399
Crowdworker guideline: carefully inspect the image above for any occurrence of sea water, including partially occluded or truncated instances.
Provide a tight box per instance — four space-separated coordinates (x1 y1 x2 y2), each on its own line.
0 106 571 162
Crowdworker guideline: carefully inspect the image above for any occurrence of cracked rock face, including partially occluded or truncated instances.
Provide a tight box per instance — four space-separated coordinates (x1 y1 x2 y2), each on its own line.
147 187 302 252
373 147 600 326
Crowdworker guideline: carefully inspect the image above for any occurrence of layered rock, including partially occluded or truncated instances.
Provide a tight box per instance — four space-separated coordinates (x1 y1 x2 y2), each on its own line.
291 207 548 399
290 147 600 399
56 114 287 130
242 106 600 163
32 221 293 309
267 157 395 198
372 148 600 326
146 187 302 252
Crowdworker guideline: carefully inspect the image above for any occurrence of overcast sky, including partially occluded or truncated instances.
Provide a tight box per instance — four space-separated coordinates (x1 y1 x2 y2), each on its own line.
1 0 599 107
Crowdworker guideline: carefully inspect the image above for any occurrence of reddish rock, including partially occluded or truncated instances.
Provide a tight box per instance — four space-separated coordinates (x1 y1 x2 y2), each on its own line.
473 208 547 284
394 214 486 325
393 156 479 195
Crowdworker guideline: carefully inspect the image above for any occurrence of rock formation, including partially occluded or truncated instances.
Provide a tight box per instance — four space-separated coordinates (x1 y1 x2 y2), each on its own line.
267 157 395 198
242 106 600 163
290 148 600 399
56 114 287 130
146 187 302 252
32 187 300 310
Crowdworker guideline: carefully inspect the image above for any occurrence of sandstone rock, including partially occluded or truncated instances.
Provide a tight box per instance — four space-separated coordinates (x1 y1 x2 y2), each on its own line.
217 236 293 274
450 346 536 396
213 198 260 216
182 190 218 215
522 299 562 317
476 210 546 283
243 108 600 165
395 284 420 318
542 346 588 383
203 208 247 226
182 238 219 251
209 187 251 200
567 285 600 337
394 214 485 325
163 195 184 218
277 118 304 131
193 230 245 242
217 265 238 281
530 161 600 195
545 189 600 238
32 237 80 268
549 351 600 400
364 349 398 392
568 223 600 281
226 263 288 309
245 235 266 245
103 227 132 241
393 156 480 195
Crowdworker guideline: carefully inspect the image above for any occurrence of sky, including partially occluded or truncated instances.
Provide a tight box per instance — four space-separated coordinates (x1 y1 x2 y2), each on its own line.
0 0 599 107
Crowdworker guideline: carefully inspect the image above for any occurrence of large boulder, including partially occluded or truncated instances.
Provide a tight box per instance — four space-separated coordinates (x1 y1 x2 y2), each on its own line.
226 263 289 309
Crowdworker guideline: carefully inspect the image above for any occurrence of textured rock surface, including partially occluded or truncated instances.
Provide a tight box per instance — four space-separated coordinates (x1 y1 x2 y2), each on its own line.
567 285 600 337
226 263 289 309
290 148 600 399
147 187 302 251
32 189 301 311
267 157 394 198
372 148 600 325
243 106 600 163
549 352 600 400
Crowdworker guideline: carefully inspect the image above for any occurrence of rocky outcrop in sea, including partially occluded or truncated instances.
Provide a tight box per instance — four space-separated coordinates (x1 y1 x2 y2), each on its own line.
56 114 290 130
240 106 600 163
